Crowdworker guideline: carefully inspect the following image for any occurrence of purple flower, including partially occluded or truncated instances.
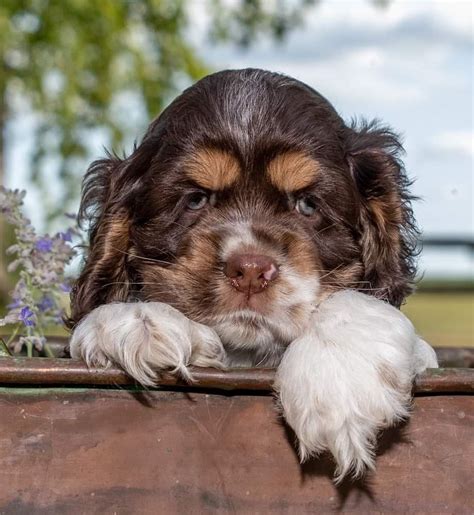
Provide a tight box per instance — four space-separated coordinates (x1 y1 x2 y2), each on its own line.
37 296 55 312
7 299 22 310
58 229 73 242
54 309 66 324
36 237 53 253
19 306 35 327
59 282 72 293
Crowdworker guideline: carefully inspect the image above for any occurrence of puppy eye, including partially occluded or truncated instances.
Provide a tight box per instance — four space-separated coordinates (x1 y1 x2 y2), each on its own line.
187 192 209 210
295 195 317 216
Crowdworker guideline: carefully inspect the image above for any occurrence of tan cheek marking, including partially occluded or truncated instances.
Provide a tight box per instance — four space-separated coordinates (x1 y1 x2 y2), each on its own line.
140 228 222 315
287 238 320 276
266 152 321 191
186 148 240 190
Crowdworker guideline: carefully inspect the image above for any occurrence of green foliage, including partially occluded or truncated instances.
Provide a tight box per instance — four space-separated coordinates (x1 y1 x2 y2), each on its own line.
0 0 314 219
210 0 316 46
0 338 12 357
1 0 208 216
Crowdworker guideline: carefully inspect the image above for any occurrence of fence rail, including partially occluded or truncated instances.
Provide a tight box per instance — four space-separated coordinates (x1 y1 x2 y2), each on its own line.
422 237 474 250
0 357 473 394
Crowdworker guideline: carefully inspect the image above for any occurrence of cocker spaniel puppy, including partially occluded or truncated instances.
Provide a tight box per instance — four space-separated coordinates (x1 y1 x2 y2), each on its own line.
68 69 437 481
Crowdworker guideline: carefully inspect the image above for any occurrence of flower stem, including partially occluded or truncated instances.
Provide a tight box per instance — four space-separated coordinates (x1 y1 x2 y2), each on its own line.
44 343 55 358
4 324 20 348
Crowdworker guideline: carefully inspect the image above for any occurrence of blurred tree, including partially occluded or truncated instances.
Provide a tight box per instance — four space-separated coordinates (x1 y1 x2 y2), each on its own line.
0 0 316 213
0 0 315 298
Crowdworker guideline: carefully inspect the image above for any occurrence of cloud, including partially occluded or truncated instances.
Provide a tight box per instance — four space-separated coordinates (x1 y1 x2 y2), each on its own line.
199 1 472 113
193 0 473 241
435 130 474 158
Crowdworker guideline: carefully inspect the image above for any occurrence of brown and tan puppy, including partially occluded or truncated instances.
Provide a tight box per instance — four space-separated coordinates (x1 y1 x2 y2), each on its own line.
69 69 437 481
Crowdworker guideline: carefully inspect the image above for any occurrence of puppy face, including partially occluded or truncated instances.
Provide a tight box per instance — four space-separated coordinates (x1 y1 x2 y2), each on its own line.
70 69 417 363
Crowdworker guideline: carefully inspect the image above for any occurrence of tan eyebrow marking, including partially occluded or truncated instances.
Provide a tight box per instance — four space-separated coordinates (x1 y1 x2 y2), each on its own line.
185 148 241 190
266 151 321 191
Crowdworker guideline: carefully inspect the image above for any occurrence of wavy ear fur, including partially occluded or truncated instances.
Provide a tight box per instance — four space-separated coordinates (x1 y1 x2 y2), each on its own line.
66 153 132 329
67 138 156 328
67 139 159 329
345 120 419 307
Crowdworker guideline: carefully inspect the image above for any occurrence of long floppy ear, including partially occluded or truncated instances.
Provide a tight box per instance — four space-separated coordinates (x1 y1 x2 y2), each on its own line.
67 153 132 329
345 120 419 307
67 142 157 329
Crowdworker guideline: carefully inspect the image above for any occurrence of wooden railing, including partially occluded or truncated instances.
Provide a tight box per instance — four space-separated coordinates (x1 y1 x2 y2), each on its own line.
417 237 473 292
422 237 474 250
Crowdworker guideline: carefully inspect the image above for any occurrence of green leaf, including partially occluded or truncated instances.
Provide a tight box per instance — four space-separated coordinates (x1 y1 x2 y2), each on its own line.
1 0 317 224
0 338 13 357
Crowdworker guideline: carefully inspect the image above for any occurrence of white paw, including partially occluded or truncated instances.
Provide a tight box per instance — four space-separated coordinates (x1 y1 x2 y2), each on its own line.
70 302 227 385
413 336 439 373
274 290 429 482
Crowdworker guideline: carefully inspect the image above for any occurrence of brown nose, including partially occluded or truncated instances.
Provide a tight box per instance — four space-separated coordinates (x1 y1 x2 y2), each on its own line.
224 254 279 295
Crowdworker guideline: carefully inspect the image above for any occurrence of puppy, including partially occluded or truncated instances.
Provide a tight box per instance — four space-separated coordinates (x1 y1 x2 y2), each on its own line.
68 69 438 481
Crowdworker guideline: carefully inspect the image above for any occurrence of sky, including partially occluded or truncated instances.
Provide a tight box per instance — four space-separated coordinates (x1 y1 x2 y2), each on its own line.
6 0 474 278
192 0 474 277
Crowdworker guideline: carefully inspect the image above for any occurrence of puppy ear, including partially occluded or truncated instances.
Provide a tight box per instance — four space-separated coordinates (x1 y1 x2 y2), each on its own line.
346 120 418 307
68 153 135 328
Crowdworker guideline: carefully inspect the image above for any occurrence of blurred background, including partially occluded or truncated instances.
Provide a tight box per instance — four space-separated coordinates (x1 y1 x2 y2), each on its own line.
0 0 472 347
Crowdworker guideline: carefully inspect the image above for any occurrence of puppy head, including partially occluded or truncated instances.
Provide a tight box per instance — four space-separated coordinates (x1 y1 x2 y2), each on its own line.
69 69 417 358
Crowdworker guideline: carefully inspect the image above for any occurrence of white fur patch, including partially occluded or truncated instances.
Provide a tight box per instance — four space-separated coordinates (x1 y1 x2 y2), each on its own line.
209 220 320 364
413 337 439 373
70 302 227 386
274 290 438 482
219 222 258 261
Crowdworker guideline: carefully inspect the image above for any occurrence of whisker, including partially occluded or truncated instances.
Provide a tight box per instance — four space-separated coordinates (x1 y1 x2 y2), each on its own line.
315 223 337 236
99 281 163 289
105 245 201 276
255 350 271 367
318 264 345 280
105 245 175 266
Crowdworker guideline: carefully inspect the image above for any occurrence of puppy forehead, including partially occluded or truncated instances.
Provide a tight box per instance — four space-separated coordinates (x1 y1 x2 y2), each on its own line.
185 148 240 190
266 151 321 192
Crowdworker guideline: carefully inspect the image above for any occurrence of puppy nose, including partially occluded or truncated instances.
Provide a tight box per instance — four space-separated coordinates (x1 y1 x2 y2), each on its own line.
224 254 279 294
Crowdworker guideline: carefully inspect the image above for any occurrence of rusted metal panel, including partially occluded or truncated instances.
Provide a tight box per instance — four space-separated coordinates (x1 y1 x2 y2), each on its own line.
0 387 473 514
1 358 473 393
435 346 474 368
8 338 474 367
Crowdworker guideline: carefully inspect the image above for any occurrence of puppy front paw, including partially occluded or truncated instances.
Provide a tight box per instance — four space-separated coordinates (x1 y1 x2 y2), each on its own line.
70 302 227 385
274 290 419 482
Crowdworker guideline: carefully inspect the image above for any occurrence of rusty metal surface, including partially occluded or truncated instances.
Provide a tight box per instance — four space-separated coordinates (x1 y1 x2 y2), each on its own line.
435 346 474 368
1 358 474 393
413 367 474 393
0 358 275 391
8 338 474 366
0 388 472 514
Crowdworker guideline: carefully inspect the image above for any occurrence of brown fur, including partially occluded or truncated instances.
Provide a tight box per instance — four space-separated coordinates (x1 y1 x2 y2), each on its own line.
186 148 241 190
68 69 418 329
267 152 321 192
